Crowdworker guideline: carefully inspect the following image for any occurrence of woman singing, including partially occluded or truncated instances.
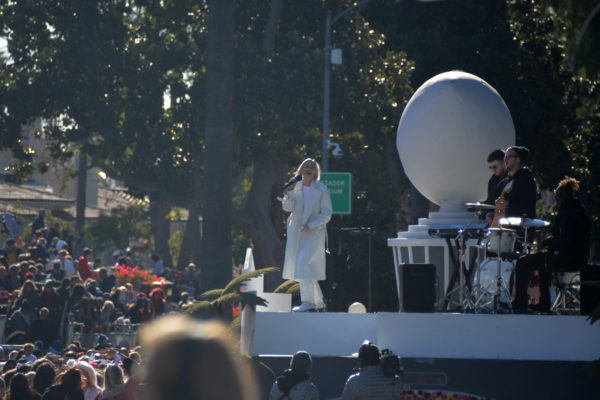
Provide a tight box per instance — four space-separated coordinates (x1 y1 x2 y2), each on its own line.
282 159 332 312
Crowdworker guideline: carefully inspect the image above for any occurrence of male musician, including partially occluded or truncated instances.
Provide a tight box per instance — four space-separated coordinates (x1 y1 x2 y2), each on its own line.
495 146 537 219
512 177 590 313
481 149 508 221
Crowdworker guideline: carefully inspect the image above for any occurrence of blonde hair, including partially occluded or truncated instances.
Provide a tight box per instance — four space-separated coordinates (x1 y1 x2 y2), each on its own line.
140 315 257 400
295 158 321 181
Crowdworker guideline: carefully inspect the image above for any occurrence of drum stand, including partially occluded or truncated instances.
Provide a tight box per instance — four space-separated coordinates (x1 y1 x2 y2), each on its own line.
442 228 481 312
470 228 514 313
492 229 513 313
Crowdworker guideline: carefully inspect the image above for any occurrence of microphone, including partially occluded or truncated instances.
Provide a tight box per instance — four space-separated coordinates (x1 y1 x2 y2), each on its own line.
283 175 302 192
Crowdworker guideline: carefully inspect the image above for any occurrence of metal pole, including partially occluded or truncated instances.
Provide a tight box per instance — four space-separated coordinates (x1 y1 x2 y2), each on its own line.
368 228 372 311
322 10 332 172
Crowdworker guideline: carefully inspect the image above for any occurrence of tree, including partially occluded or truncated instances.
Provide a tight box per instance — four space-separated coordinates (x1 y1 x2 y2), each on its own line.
0 0 208 267
200 0 236 290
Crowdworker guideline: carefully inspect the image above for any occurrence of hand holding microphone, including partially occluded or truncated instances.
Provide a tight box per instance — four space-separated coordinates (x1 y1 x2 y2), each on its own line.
282 175 302 192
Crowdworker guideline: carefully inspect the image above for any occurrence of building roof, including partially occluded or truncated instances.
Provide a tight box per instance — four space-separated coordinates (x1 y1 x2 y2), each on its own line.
0 181 75 209
0 181 146 219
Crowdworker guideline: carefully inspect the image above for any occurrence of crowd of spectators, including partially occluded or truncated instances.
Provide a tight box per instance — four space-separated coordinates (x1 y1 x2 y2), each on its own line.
0 226 199 347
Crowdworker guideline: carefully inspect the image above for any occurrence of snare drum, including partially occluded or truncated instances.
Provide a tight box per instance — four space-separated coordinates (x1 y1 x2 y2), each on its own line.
486 228 517 254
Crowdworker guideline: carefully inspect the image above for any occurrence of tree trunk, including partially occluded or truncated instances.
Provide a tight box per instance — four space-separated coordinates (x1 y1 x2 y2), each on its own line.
149 194 172 268
201 0 235 291
75 152 87 233
232 159 285 291
177 201 201 269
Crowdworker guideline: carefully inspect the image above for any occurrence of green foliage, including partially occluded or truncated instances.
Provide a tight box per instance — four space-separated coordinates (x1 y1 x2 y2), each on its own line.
87 205 151 250
167 230 183 268
186 267 278 321
274 280 299 294
0 0 207 202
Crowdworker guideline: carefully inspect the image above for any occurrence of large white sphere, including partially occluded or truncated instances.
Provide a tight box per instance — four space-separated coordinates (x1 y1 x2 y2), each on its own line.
396 71 515 206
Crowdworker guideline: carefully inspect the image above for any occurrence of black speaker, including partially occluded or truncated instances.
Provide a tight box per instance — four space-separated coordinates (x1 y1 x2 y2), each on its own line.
581 265 600 315
396 263 436 312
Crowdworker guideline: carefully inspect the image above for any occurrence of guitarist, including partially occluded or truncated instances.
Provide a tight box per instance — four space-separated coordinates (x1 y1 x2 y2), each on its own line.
495 146 537 219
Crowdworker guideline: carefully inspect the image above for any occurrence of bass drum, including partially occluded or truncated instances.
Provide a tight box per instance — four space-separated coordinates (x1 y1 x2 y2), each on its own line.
473 257 515 312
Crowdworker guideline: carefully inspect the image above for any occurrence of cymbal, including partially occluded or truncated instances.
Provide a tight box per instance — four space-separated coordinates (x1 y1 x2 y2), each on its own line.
498 217 523 226
465 202 496 210
499 217 550 228
487 227 516 232
522 218 550 228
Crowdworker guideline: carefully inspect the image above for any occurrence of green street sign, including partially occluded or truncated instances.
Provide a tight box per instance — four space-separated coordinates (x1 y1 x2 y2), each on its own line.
320 172 352 214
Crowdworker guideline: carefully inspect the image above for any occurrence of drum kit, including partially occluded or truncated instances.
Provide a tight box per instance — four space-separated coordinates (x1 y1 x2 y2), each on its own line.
447 202 551 313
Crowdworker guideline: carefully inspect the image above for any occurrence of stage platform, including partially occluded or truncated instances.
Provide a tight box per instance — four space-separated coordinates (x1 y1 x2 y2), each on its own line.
246 311 600 361
245 311 600 399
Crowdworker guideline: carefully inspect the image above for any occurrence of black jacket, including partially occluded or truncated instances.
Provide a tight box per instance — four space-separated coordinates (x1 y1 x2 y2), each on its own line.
544 198 591 270
502 167 537 218
484 172 507 205
41 384 84 400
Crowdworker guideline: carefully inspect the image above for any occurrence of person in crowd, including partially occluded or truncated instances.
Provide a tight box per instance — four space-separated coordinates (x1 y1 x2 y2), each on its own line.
6 300 35 342
177 292 192 310
512 177 591 313
8 265 22 293
27 308 55 348
32 362 55 397
149 288 166 317
269 351 319 400
99 301 116 333
340 342 402 400
8 372 39 400
47 224 61 245
29 237 48 265
185 263 198 288
21 344 36 364
30 211 45 235
119 357 139 400
0 266 11 290
77 249 93 282
56 250 76 278
85 280 100 298
98 365 125 400
97 269 115 295
0 376 5 400
282 158 332 312
18 281 41 314
1 239 22 266
127 295 151 324
139 314 258 400
74 361 101 400
41 369 84 400
151 253 164 276
48 263 65 283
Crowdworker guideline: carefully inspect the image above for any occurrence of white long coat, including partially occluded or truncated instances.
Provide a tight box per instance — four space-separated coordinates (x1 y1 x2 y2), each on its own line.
282 180 332 280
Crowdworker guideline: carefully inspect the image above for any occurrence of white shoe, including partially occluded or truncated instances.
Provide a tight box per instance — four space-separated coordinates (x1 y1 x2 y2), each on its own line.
292 302 316 312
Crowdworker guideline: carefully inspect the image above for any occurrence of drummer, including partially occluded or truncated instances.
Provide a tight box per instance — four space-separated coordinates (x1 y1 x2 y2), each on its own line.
512 177 591 313
495 146 538 219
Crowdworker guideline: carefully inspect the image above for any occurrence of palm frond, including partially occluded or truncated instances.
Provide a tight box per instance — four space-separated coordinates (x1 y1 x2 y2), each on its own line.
199 289 224 300
587 304 600 325
212 291 268 309
223 267 280 294
229 315 241 334
274 279 300 294
185 300 216 319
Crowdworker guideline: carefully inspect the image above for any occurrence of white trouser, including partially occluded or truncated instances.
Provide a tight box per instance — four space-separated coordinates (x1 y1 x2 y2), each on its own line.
298 279 324 308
